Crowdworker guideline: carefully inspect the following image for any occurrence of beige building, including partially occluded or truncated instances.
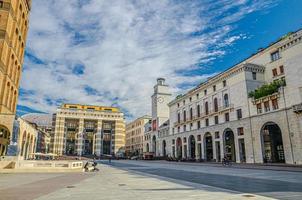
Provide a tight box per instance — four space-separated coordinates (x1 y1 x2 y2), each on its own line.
22 113 52 153
151 29 302 165
125 115 151 157
17 117 37 160
53 104 126 157
0 0 31 156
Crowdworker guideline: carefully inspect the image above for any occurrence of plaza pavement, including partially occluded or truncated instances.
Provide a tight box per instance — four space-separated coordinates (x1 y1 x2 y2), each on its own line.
0 160 302 200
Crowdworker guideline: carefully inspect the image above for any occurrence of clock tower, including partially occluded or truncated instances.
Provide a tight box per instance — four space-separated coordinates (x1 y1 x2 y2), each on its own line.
151 78 172 130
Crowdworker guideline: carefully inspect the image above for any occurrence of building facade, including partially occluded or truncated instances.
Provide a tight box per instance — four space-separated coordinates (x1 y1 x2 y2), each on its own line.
17 117 37 160
53 104 126 157
22 113 52 154
144 78 172 157
125 115 151 157
153 29 302 165
0 0 31 156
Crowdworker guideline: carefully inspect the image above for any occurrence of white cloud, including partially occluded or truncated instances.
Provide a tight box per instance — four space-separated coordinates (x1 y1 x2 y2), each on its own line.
19 0 276 120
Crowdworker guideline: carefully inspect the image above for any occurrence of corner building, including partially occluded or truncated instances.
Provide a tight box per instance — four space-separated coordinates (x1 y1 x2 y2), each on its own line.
144 78 172 158
159 29 302 164
53 104 125 157
0 0 31 156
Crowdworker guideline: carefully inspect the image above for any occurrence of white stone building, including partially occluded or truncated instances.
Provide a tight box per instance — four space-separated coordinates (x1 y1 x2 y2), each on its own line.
153 29 302 164
144 78 172 158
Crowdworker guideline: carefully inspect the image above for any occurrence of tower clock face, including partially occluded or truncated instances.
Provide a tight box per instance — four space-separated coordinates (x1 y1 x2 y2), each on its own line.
157 97 164 103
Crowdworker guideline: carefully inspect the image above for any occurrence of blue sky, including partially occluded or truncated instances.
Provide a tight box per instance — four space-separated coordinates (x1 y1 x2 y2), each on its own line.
17 0 302 120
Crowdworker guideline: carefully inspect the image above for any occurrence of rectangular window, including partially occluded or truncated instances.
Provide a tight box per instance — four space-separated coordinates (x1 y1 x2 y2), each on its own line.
271 51 280 62
184 125 186 132
215 131 220 139
204 89 207 96
190 123 193 130
279 65 284 74
272 68 278 77
223 80 227 87
225 112 230 122
205 118 209 127
152 120 157 131
183 110 186 122
257 103 262 114
189 97 192 102
177 113 180 123
264 101 270 112
214 116 219 124
183 137 187 143
213 85 216 92
177 127 180 133
237 127 244 136
197 135 201 141
172 139 175 144
196 93 199 99
237 109 242 119
197 121 201 129
252 72 257 80
272 99 279 110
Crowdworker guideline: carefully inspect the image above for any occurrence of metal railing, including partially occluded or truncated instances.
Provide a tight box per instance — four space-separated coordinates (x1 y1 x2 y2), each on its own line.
174 104 234 126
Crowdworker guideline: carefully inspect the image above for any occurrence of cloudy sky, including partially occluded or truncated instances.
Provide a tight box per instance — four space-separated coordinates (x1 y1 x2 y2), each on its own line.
18 0 302 120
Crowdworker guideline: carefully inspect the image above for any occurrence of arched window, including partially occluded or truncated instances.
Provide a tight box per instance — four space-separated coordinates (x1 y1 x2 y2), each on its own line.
12 90 17 112
214 98 218 112
224 94 229 108
5 82 10 106
205 102 209 115
9 86 14 110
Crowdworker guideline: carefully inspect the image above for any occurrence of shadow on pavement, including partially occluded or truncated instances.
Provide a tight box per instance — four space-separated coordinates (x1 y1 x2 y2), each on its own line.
103 161 302 200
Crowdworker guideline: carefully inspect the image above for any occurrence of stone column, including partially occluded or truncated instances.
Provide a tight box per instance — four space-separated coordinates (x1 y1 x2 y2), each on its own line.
76 119 84 156
54 117 65 155
220 139 225 162
212 136 217 162
95 120 102 157
201 138 205 160
183 144 188 159
195 142 200 160
76 132 83 156
235 135 240 163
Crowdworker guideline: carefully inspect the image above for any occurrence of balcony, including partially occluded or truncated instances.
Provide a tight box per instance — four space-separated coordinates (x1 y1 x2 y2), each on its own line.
293 103 302 113
173 104 234 127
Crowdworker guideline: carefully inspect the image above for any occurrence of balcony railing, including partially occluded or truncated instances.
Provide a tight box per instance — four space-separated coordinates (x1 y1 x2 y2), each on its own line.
174 104 234 126
293 103 302 113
